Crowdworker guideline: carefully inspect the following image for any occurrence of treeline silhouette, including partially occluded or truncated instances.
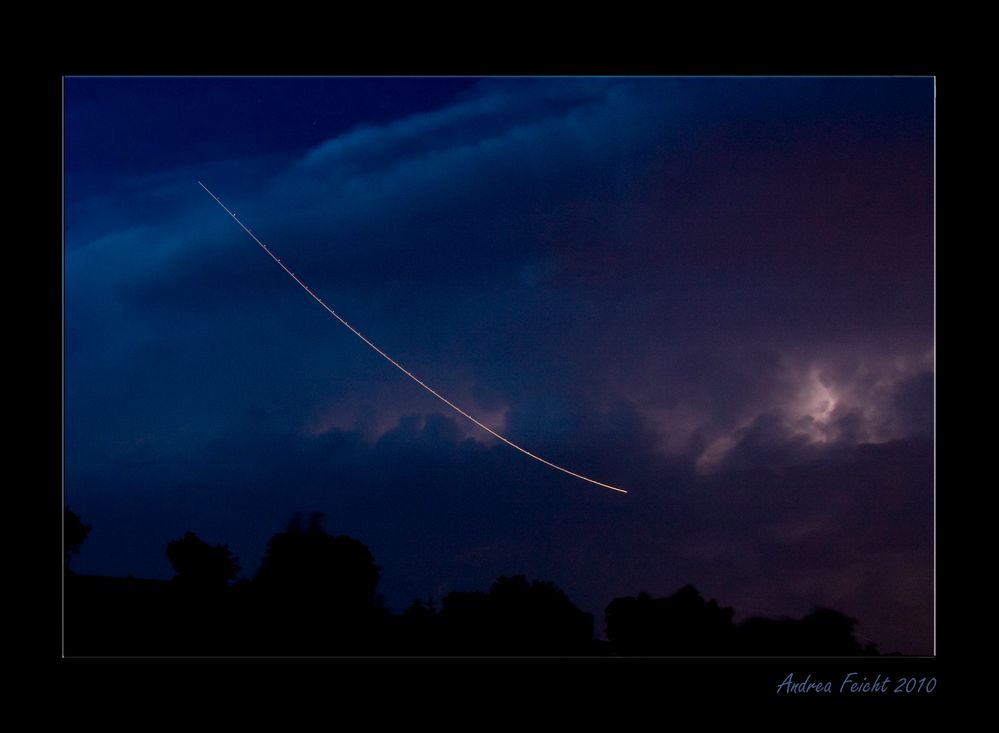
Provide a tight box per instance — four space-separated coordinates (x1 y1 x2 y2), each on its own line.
64 507 879 656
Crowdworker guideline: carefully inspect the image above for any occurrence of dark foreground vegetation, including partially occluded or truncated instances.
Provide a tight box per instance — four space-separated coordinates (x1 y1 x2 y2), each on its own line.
64 508 879 656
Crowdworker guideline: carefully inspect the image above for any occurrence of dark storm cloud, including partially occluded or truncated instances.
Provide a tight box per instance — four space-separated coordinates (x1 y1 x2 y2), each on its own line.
65 77 934 653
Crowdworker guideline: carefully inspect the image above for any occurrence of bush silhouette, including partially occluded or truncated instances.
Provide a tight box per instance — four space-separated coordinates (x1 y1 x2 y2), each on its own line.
65 507 91 571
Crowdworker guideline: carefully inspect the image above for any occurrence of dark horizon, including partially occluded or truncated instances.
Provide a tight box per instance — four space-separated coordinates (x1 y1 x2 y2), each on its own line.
64 76 934 655
64 508 887 657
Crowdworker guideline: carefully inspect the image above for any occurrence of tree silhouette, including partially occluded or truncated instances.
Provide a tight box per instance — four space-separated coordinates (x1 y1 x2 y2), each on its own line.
439 574 594 655
64 513 883 656
166 531 240 590
738 607 873 655
606 585 874 656
606 585 737 655
247 513 384 653
65 507 91 571
254 513 380 606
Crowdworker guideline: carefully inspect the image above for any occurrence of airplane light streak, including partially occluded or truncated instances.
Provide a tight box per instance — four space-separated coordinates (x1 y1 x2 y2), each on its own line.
198 182 628 495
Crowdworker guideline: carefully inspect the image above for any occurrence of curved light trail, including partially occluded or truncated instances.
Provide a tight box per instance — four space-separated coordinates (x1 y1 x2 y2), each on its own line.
198 181 628 494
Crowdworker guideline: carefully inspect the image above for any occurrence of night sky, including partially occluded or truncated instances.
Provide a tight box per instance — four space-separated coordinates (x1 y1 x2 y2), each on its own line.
65 77 934 654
